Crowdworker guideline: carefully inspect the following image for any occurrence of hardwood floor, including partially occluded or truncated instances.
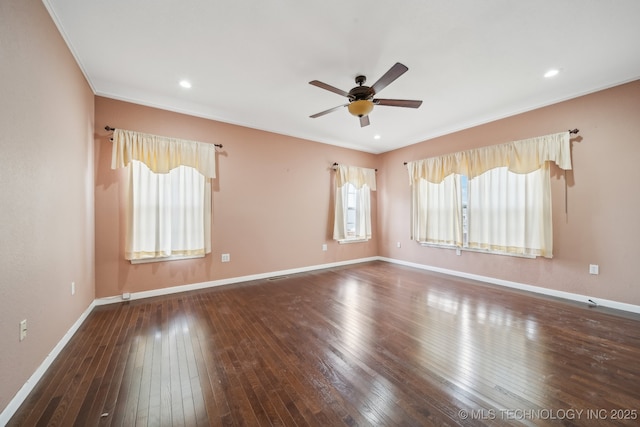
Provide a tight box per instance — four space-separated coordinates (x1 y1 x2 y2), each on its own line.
8 261 640 426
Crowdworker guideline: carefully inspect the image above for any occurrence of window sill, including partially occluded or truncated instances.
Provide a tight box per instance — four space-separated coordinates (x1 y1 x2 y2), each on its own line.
337 238 370 244
130 254 205 264
418 242 536 259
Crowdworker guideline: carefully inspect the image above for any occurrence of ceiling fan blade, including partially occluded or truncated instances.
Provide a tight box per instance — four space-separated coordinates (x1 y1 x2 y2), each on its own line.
360 115 370 127
374 99 423 108
370 63 408 95
310 104 348 118
309 80 350 97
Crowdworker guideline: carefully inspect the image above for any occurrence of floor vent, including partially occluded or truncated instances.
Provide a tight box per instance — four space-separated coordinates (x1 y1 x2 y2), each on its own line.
267 276 289 281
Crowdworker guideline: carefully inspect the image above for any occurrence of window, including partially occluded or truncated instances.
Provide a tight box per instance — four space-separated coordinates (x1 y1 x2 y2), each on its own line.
345 183 358 237
110 128 216 262
461 175 469 246
128 160 210 262
333 165 376 242
339 182 371 240
429 166 551 257
407 132 571 258
466 166 552 257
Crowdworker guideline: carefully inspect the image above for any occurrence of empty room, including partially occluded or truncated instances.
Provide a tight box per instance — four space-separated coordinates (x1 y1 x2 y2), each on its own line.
2 0 640 426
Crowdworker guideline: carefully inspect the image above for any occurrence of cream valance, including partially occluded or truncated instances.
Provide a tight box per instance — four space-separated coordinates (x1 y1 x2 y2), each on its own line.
335 164 377 190
407 131 571 184
111 128 217 178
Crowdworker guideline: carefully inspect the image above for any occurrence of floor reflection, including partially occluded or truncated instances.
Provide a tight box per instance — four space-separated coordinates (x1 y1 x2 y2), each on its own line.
338 279 373 357
413 290 545 406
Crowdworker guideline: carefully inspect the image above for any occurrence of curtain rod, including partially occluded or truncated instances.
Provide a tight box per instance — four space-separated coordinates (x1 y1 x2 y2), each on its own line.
332 162 377 172
402 129 579 165
105 126 223 148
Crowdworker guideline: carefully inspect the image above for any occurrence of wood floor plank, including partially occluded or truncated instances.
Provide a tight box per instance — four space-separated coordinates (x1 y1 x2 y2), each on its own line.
71 304 133 426
191 293 232 425
110 304 147 426
8 261 640 426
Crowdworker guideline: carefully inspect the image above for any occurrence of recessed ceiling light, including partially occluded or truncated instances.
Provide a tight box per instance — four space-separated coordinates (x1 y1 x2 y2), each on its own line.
544 69 559 78
374 134 381 140
179 80 192 89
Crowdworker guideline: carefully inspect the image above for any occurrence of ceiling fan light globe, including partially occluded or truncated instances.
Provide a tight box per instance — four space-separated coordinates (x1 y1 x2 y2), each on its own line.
348 100 374 117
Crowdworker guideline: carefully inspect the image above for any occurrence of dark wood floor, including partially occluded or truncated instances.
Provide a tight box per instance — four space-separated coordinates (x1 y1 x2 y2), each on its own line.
8 261 640 426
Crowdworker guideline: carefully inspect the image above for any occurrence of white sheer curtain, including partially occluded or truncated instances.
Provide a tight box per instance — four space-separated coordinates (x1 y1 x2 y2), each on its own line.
407 131 572 257
410 173 462 245
468 165 552 257
333 165 376 241
128 161 209 260
111 129 215 261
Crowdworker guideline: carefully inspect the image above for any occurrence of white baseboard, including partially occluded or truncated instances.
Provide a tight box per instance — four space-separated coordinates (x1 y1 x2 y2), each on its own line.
96 255 640 314
94 257 380 305
0 300 97 426
379 257 640 315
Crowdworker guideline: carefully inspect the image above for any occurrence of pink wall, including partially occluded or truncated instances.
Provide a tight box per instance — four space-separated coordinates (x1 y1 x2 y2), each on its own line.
0 0 95 414
94 97 379 298
95 81 640 306
378 80 640 306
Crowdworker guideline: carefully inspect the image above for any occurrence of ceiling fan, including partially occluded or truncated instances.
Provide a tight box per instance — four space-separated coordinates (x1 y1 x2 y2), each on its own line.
309 62 423 127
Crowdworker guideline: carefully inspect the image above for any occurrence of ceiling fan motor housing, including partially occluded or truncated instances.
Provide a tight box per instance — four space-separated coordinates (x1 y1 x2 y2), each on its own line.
347 76 375 117
348 75 374 101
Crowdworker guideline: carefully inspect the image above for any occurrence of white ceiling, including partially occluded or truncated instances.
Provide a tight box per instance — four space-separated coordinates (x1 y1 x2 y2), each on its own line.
44 0 640 153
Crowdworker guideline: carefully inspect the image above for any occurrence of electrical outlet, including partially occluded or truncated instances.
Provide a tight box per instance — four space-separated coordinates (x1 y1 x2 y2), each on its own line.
19 319 27 341
71 281 75 295
122 292 131 300
322 244 327 252
221 253 230 262
396 242 401 248
589 264 599 275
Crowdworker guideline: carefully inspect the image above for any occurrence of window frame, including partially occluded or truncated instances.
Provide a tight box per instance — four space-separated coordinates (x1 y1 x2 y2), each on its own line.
333 165 376 244
336 181 371 244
